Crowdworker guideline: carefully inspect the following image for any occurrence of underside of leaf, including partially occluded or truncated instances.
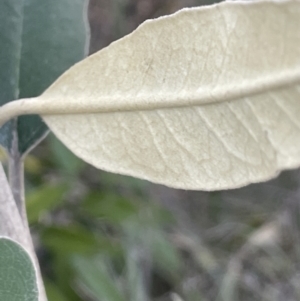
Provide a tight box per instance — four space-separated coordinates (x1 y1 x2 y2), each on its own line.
0 0 300 190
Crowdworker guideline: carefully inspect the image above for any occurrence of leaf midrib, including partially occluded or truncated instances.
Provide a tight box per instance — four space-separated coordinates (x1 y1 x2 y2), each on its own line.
33 69 300 115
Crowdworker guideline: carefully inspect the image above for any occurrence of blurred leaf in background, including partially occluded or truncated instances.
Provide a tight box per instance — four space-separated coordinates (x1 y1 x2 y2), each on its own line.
49 133 85 177
0 0 89 154
27 183 69 224
73 255 126 301
44 280 68 301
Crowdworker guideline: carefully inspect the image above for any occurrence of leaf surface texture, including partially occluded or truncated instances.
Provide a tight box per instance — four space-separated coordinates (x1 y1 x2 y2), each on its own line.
0 237 38 301
4 0 300 189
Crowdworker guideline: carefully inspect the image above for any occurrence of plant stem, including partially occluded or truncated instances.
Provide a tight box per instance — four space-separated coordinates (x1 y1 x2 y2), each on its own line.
8 126 26 221
7 119 48 301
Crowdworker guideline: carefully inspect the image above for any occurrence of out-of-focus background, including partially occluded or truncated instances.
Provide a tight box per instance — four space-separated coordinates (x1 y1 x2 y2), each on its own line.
11 0 300 300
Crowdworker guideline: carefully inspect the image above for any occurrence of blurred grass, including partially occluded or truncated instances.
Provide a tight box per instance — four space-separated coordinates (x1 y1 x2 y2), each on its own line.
21 1 300 300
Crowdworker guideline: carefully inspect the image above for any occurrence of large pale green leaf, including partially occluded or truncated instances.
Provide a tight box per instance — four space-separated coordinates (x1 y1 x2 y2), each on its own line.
0 0 89 154
0 0 300 190
0 237 38 301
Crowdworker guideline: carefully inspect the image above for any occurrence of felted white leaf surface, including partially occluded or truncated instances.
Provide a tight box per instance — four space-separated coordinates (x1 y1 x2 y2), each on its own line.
0 0 300 190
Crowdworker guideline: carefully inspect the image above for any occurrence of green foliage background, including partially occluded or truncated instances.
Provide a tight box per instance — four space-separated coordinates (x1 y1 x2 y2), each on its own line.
2 1 300 301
